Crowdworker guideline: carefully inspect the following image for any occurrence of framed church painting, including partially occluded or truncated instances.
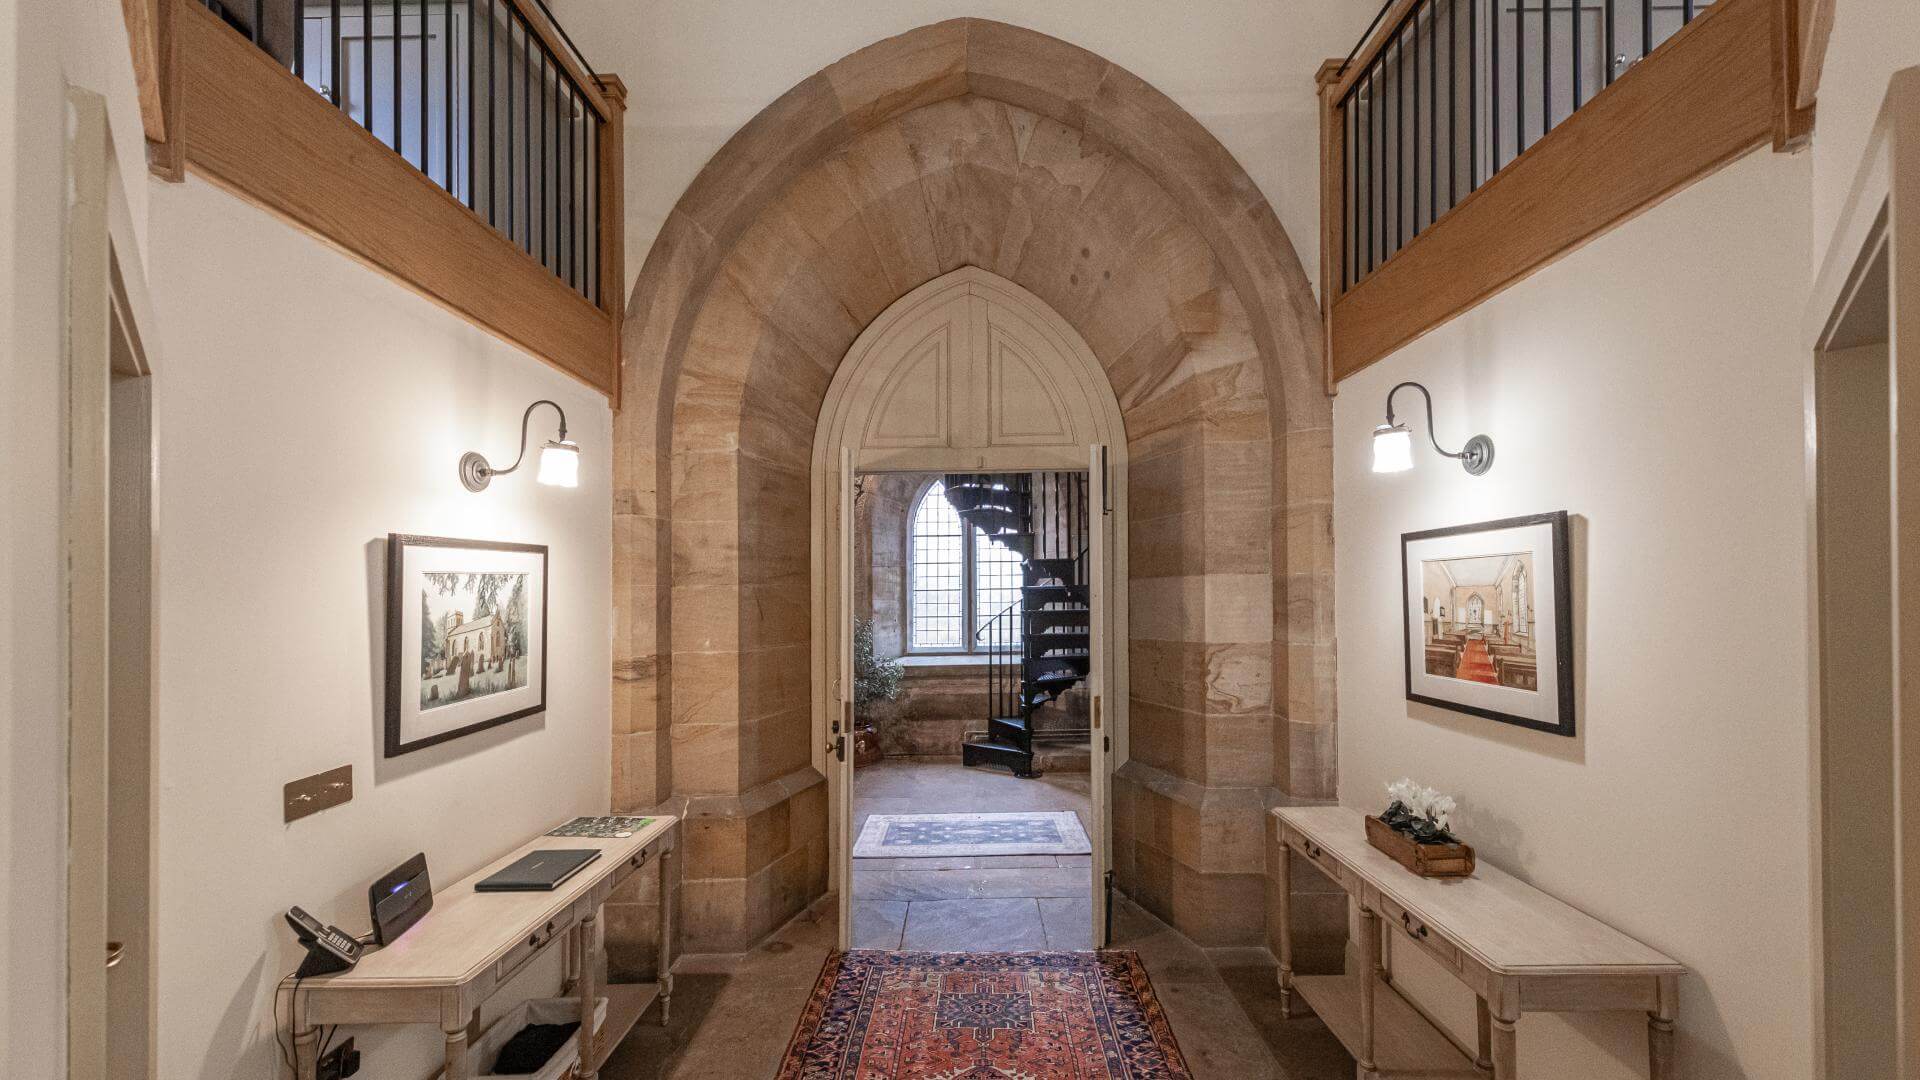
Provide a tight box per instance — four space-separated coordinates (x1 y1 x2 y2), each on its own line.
1401 511 1574 737
385 534 549 756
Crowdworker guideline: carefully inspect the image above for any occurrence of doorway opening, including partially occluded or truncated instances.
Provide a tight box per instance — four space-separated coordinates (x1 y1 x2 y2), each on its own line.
848 470 1098 950
1811 220 1895 1078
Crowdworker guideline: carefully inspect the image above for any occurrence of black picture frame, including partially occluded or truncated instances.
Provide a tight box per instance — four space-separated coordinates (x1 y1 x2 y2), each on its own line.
384 533 549 757
1400 511 1575 737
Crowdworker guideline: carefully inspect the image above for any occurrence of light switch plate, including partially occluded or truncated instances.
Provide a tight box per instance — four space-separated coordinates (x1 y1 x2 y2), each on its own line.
285 764 352 823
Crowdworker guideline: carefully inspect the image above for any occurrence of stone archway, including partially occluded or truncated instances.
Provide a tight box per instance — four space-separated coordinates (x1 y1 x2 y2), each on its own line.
609 19 1336 958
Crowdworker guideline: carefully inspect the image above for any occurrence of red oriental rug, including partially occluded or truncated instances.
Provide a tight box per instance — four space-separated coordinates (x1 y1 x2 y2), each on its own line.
775 950 1193 1079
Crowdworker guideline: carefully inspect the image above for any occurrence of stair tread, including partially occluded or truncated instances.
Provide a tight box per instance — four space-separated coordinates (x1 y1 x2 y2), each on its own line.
965 738 1029 753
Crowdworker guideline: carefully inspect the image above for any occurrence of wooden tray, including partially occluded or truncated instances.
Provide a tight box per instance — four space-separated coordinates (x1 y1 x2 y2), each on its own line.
1365 813 1475 878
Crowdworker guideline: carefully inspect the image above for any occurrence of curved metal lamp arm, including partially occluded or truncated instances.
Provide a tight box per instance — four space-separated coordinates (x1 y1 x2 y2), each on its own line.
490 400 570 478
459 400 570 491
1383 381 1495 475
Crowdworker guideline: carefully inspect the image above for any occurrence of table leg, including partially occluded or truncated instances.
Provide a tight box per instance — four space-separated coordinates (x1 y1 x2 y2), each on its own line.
658 845 676 1026
1276 835 1294 1019
1475 997 1493 1071
1648 974 1678 1080
1489 1007 1518 1079
291 1018 320 1080
578 909 601 1080
441 1021 470 1080
1376 915 1392 985
1358 905 1380 1078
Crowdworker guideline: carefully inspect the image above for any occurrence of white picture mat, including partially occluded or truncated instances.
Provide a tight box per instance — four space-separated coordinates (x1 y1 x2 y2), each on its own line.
395 543 546 744
1404 520 1561 727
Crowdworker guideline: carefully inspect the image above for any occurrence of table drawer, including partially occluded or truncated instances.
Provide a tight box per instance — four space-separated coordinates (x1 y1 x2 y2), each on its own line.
1284 829 1354 893
496 906 578 983
610 842 659 893
1374 892 1463 972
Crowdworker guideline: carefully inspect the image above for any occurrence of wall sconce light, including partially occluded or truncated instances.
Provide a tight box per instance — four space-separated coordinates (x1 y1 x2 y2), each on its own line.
459 400 580 492
1372 381 1494 476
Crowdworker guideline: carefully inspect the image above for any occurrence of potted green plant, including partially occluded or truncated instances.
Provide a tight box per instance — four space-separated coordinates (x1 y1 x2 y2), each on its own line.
851 620 902 768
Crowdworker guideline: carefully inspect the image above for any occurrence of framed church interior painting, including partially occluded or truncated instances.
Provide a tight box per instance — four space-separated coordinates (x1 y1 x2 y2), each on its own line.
385 534 548 756
1401 511 1574 736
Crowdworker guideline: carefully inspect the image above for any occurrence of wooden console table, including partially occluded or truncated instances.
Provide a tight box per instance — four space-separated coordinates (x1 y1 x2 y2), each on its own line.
1273 807 1684 1079
279 816 678 1080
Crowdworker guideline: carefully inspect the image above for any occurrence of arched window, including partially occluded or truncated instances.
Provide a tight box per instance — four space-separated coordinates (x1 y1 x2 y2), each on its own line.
908 480 1025 652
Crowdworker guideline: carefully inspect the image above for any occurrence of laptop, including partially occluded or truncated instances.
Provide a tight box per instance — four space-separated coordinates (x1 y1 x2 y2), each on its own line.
474 848 602 892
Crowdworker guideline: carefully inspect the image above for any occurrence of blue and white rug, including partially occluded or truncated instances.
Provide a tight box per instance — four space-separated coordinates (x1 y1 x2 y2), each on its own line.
853 811 1092 858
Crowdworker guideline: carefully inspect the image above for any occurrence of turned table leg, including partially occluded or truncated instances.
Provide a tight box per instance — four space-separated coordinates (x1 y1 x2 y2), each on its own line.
1648 974 1678 1080
1489 1006 1518 1080
291 1020 320 1080
658 845 676 1026
577 909 601 1080
1358 905 1381 1078
441 1021 470 1080
1277 834 1294 1018
1475 997 1494 1072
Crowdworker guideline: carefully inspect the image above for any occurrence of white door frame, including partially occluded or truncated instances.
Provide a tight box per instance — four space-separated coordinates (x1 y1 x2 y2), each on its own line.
810 268 1129 950
1802 66 1919 1080
65 86 161 1080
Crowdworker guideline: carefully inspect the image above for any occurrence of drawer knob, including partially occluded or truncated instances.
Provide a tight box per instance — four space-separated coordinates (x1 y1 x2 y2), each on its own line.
528 934 540 947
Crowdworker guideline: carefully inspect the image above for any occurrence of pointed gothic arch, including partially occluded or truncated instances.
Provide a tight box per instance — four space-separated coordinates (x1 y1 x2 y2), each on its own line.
610 19 1337 955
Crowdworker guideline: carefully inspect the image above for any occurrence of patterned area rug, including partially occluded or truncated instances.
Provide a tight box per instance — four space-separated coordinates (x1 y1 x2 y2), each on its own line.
776 950 1192 1079
852 812 1092 858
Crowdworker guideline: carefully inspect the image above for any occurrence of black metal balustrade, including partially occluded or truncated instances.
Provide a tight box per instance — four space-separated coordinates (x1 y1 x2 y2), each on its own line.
1337 0 1712 288
200 0 604 304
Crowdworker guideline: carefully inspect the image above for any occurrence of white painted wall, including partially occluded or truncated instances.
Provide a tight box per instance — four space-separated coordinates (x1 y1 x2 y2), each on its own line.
1809 0 1920 275
143 178 613 1079
2 0 154 1071
549 0 1379 305
1333 147 1815 1079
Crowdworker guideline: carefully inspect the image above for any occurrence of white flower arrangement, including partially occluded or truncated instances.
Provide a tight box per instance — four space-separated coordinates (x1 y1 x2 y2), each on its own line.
1382 778 1459 842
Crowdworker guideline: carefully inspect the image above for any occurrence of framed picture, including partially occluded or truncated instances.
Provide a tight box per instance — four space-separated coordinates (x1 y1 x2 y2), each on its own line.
1401 511 1573 736
385 534 548 756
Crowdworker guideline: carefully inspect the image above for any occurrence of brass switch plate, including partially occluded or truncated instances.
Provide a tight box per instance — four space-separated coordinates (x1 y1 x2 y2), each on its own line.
285 764 353 823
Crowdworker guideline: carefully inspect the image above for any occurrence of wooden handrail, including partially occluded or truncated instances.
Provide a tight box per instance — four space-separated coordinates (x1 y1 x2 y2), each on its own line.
1319 0 1790 385
507 0 612 121
1329 0 1423 104
167 0 623 397
1316 0 1810 385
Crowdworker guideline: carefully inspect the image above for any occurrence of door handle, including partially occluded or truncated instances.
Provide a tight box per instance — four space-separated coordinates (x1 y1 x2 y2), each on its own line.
106 941 126 970
827 735 846 762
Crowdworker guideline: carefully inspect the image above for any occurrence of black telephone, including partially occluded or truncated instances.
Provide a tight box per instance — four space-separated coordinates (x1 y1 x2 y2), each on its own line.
285 906 362 978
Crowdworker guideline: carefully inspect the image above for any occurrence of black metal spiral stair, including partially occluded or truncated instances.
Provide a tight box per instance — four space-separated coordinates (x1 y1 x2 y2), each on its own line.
941 473 1091 779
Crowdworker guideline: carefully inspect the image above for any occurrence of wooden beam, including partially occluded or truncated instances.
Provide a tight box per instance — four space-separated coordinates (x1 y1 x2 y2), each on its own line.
1317 59 1346 397
1793 0 1833 113
1328 0 1778 384
121 0 184 180
592 74 627 410
173 0 618 398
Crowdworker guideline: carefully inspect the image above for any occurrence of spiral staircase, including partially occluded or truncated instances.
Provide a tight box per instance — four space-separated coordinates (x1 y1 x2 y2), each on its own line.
940 473 1091 778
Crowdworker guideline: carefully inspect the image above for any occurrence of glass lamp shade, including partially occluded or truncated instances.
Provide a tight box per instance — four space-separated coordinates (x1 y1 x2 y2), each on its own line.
536 439 581 487
1372 424 1415 473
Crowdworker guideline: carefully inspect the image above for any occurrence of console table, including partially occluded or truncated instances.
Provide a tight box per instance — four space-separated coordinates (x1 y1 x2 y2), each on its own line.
279 815 678 1080
1273 807 1684 1079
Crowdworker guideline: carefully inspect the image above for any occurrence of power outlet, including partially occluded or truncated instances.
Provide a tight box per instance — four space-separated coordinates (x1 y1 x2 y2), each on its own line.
317 1036 360 1080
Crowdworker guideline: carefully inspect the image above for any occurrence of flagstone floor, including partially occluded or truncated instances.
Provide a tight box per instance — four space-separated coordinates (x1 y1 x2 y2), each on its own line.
601 759 1355 1079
